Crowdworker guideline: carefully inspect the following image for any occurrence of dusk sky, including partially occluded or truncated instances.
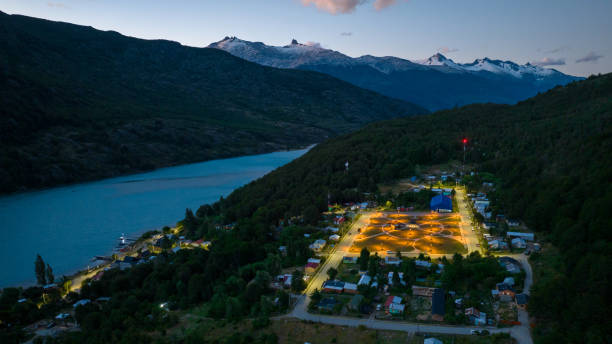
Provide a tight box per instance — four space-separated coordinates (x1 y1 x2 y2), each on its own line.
1 0 611 77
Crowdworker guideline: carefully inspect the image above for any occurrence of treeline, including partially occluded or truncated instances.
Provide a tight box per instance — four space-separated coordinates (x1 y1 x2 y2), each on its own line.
200 74 611 342
0 11 424 193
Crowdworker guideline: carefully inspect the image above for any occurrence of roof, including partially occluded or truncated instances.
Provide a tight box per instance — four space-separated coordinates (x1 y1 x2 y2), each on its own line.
430 195 452 211
305 262 319 269
358 274 371 285
323 280 345 290
343 282 358 291
307 258 321 264
516 293 529 305
385 295 403 307
431 288 445 316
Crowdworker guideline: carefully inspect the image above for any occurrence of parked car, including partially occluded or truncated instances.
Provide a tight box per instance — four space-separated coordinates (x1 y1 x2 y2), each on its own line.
470 330 480 335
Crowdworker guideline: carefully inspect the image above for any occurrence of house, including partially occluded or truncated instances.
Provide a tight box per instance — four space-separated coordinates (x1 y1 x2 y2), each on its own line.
73 299 91 309
343 283 358 294
324 226 339 233
387 271 405 286
348 294 364 311
329 234 340 242
305 262 319 274
483 222 497 230
389 302 405 315
415 260 432 269
503 277 515 286
309 239 326 252
506 219 520 227
358 274 372 286
385 256 402 265
424 338 443 344
465 307 487 325
430 195 453 213
276 274 292 288
454 298 463 308
511 238 526 248
333 216 346 225
308 258 321 264
431 288 445 321
343 256 357 264
384 296 404 314
496 283 516 298
507 232 535 241
515 293 529 309
322 280 345 293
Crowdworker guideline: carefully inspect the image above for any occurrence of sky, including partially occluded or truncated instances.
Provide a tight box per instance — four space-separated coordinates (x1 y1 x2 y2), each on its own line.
1 0 611 77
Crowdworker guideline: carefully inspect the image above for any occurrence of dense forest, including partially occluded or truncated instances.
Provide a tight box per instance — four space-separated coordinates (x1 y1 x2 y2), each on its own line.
0 11 424 193
199 73 611 343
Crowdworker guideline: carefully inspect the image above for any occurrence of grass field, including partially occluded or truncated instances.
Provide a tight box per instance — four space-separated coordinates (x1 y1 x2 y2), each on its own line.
350 212 467 255
172 317 514 344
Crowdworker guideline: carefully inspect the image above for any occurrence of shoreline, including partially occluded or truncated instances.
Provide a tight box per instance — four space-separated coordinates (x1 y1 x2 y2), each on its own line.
1 145 314 291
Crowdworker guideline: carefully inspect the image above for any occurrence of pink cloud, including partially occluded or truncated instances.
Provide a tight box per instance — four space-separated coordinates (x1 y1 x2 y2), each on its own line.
374 0 397 10
301 0 367 14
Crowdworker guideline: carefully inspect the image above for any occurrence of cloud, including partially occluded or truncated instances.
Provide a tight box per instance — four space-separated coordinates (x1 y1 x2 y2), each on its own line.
374 0 397 10
438 47 459 54
543 46 568 54
301 0 367 14
340 32 353 36
47 2 69 9
304 41 322 48
576 52 603 63
301 0 405 14
531 57 566 67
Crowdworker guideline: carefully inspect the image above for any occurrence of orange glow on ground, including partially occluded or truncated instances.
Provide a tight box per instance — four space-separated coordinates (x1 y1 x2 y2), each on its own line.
351 212 466 254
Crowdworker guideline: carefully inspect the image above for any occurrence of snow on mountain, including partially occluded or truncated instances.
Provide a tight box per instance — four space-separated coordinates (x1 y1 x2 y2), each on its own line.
209 36 354 69
209 37 582 111
211 37 565 80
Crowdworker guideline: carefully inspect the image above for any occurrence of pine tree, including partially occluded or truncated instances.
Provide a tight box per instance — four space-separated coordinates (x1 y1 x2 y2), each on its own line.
46 263 54 284
34 254 47 285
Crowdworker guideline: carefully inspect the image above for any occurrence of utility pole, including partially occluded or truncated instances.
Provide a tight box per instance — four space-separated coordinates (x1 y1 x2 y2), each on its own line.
462 138 467 176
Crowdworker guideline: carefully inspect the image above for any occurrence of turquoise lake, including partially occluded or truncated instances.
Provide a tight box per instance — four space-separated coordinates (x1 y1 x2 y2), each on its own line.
0 148 309 288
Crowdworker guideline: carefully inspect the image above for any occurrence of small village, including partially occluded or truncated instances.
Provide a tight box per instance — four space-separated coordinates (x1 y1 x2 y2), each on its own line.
9 170 537 344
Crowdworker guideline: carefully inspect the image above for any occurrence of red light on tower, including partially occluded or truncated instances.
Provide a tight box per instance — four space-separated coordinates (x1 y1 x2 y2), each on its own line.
462 138 468 144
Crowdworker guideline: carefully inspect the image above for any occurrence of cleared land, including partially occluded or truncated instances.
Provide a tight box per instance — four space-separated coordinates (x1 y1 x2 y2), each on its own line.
350 212 467 255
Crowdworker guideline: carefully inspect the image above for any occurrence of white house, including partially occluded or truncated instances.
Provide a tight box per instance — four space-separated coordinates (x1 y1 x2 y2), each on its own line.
329 234 340 242
309 239 326 252
507 232 534 241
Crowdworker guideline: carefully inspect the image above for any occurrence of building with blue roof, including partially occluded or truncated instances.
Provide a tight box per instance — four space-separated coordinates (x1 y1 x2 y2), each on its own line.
430 195 452 212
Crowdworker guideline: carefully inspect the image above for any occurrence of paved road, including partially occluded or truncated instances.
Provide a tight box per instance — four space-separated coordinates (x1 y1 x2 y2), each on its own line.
302 212 372 299
455 187 480 253
283 206 534 344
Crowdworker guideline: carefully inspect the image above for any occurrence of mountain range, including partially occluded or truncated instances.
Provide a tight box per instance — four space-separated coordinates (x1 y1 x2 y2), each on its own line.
0 12 424 193
209 37 583 111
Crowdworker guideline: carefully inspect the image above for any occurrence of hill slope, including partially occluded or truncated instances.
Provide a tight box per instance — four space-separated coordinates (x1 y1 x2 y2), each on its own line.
209 37 583 111
0 12 425 193
202 74 611 342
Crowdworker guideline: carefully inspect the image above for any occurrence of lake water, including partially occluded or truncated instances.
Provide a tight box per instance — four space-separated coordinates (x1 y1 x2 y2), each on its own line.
0 148 309 288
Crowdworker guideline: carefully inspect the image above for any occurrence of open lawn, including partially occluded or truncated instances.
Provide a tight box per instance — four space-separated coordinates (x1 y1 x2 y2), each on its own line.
350 212 467 255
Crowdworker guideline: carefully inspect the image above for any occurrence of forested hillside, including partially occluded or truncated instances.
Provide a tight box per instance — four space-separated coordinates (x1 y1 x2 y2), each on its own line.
0 11 424 193
204 74 611 343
